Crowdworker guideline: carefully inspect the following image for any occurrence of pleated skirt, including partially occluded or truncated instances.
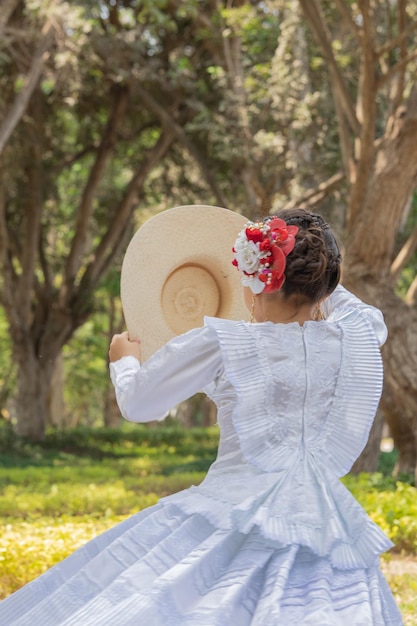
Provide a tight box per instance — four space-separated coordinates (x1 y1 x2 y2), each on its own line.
0 501 404 626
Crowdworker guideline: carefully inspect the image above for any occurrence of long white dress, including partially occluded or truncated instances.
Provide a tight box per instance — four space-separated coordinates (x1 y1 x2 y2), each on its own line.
0 286 403 625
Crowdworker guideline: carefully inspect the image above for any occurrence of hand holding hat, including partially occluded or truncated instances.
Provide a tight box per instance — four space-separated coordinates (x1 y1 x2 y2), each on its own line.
109 331 142 363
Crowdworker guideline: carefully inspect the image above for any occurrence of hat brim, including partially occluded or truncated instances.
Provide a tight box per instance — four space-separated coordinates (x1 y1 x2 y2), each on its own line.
121 205 248 360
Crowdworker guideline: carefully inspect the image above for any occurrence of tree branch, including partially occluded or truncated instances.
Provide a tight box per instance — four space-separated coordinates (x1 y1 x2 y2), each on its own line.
38 225 52 295
333 0 361 40
298 0 360 135
344 91 417 272
375 19 417 58
0 17 55 155
0 169 13 311
63 84 129 296
392 0 407 110
355 0 377 131
406 274 417 305
56 145 98 172
334 92 355 177
390 223 417 281
134 84 227 207
348 0 378 223
74 130 176 312
378 49 417 89
0 0 20 35
281 171 345 210
220 16 260 211
17 90 44 327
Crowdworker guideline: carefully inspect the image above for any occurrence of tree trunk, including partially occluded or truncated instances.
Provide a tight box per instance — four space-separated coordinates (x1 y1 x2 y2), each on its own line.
342 90 417 477
0 0 20 34
103 388 121 428
14 345 55 440
380 388 416 476
46 353 66 428
103 292 124 428
379 289 417 480
343 277 417 479
201 396 217 427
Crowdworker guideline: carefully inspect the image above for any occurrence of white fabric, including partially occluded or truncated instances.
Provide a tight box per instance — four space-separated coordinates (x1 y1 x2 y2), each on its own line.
0 286 403 625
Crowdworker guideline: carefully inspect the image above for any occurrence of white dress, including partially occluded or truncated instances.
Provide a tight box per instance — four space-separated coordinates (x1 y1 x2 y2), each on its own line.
0 286 403 625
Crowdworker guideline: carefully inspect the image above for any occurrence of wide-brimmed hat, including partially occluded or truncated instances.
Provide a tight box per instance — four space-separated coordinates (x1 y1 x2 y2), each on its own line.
121 204 248 360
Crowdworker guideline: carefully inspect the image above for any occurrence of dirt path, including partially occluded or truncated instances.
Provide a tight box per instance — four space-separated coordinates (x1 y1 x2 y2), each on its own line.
382 555 417 576
381 556 417 626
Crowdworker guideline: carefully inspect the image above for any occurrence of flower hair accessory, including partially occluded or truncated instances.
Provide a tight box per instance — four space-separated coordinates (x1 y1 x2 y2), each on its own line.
232 217 298 294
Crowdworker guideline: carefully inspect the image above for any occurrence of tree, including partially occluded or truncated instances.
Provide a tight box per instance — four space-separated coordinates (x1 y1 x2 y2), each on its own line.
294 0 417 478
0 0 183 439
0 0 271 439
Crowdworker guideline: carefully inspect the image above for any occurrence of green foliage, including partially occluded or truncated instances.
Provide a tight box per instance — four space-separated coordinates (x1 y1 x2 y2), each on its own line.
0 515 120 598
62 312 111 426
378 448 398 476
0 421 217 462
343 473 417 553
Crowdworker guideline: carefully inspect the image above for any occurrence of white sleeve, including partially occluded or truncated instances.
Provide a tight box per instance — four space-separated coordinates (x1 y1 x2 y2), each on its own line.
109 325 222 423
322 284 388 346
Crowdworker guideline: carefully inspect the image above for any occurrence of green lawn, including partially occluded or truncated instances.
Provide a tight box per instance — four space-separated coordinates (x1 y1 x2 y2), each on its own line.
0 424 416 623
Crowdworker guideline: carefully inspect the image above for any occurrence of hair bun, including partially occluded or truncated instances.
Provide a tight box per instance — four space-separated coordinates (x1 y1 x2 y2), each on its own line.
274 208 341 302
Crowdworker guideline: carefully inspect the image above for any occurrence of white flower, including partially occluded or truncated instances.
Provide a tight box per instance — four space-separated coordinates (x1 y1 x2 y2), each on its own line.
241 273 265 294
234 235 260 274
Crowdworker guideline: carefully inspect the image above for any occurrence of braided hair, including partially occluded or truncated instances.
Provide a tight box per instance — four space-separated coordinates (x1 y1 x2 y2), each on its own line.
270 208 342 303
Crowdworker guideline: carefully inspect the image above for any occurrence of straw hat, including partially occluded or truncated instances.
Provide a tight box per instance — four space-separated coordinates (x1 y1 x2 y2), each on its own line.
121 205 248 360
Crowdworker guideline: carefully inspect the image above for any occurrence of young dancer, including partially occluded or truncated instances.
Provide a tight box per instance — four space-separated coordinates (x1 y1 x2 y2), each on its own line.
0 208 403 625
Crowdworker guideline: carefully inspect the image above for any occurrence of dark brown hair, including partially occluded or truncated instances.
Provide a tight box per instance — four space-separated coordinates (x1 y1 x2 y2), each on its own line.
269 208 342 303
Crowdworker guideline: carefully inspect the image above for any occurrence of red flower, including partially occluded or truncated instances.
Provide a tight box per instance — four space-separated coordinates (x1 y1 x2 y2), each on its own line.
260 246 286 293
268 218 286 230
278 225 298 255
245 226 263 243
259 239 271 251
270 245 286 275
268 218 288 240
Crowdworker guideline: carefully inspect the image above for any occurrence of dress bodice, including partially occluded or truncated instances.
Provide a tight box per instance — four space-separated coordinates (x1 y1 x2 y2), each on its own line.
203 309 383 479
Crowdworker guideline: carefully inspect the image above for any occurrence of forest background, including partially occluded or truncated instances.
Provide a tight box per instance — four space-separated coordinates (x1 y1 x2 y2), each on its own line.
2 0 416 475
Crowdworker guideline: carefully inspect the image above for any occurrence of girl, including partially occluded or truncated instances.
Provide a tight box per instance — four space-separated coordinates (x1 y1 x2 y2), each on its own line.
0 208 403 625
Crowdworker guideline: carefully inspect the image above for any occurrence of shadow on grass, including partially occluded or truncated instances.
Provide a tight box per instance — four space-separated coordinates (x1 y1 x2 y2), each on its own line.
0 422 219 469
1 422 414 485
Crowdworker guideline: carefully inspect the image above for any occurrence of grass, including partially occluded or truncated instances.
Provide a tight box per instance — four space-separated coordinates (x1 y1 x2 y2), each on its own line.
0 423 416 622
0 423 218 598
